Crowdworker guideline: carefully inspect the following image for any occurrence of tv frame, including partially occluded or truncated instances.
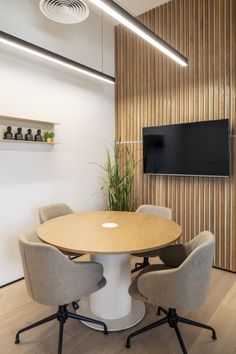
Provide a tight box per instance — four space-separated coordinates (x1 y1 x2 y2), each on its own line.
143 119 231 178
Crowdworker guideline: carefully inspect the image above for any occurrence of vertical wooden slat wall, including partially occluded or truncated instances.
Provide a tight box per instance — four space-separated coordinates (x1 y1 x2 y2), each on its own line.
115 0 236 272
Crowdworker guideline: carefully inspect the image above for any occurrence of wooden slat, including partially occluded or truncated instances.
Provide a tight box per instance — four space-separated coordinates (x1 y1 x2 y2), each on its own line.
115 0 236 271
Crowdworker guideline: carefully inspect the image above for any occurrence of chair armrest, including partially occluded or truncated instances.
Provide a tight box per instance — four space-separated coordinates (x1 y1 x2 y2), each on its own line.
23 242 106 306
68 260 104 298
137 266 183 307
159 244 187 267
137 255 211 311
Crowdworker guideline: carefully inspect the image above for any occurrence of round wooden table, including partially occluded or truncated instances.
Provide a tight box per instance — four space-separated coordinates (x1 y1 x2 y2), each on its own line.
37 211 182 331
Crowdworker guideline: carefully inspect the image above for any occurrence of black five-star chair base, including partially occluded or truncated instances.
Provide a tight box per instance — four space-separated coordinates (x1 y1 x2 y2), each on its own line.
131 256 150 273
126 307 217 354
15 304 108 354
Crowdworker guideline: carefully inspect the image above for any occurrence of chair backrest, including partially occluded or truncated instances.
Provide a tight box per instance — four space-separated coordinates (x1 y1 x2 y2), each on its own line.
18 233 103 306
138 231 215 311
39 203 73 224
136 204 172 220
177 231 215 309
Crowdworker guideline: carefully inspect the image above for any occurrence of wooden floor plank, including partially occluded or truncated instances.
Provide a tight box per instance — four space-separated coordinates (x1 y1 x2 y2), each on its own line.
189 281 236 354
0 260 236 354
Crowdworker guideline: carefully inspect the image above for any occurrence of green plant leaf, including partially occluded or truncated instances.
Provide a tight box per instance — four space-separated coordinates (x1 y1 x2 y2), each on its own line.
95 141 137 211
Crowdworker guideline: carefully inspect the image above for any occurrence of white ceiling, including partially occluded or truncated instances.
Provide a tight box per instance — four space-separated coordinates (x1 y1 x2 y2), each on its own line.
89 0 171 25
117 0 171 16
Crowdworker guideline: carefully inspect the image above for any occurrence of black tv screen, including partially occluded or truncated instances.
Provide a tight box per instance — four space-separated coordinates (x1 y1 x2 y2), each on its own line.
143 119 230 177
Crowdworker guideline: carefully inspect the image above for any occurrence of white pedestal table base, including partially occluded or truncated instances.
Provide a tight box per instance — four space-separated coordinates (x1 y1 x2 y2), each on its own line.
78 297 145 331
77 254 146 331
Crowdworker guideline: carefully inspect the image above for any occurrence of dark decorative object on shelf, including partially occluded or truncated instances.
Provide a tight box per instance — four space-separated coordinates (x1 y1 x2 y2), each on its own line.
25 128 33 141
35 129 43 141
3 126 13 139
15 127 23 140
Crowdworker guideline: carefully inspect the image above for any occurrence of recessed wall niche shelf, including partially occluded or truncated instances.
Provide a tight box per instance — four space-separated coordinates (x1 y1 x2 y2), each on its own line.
0 115 59 145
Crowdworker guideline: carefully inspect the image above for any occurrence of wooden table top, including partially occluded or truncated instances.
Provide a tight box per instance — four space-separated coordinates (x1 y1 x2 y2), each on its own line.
37 211 182 255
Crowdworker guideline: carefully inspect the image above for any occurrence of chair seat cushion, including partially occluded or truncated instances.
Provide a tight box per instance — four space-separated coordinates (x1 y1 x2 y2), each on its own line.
98 276 107 290
62 250 83 258
129 264 172 301
131 248 162 258
159 244 187 267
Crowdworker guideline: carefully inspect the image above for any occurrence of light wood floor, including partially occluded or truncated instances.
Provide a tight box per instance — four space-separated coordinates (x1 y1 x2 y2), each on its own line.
1 257 236 354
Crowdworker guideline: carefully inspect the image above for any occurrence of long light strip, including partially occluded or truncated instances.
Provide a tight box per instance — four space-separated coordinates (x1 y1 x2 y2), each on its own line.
87 0 188 67
0 31 115 85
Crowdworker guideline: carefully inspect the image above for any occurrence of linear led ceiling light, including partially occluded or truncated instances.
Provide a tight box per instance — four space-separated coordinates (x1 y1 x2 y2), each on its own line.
87 0 188 67
0 30 115 85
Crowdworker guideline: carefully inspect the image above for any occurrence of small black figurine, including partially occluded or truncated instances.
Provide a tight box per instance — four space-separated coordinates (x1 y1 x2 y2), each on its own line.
3 126 13 140
15 127 23 140
25 128 33 141
35 129 43 141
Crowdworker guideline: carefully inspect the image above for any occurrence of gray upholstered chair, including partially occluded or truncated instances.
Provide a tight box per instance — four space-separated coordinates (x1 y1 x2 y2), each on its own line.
39 203 82 259
132 204 173 273
126 231 217 354
38 203 73 224
15 234 108 354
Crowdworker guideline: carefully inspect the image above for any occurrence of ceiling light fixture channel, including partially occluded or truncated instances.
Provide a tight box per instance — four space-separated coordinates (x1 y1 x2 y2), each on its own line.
87 0 188 67
0 30 115 85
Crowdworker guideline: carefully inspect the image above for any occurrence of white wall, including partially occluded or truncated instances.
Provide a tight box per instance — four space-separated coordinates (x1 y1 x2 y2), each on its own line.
0 0 115 286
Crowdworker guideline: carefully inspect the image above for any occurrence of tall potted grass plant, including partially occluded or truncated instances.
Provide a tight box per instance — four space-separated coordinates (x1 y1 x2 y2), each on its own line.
100 143 136 211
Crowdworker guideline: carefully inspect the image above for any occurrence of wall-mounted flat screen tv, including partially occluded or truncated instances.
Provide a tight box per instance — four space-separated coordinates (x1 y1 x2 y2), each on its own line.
143 119 230 177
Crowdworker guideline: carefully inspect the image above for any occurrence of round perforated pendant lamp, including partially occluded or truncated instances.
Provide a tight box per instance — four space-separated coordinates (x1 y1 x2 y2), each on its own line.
39 0 89 24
